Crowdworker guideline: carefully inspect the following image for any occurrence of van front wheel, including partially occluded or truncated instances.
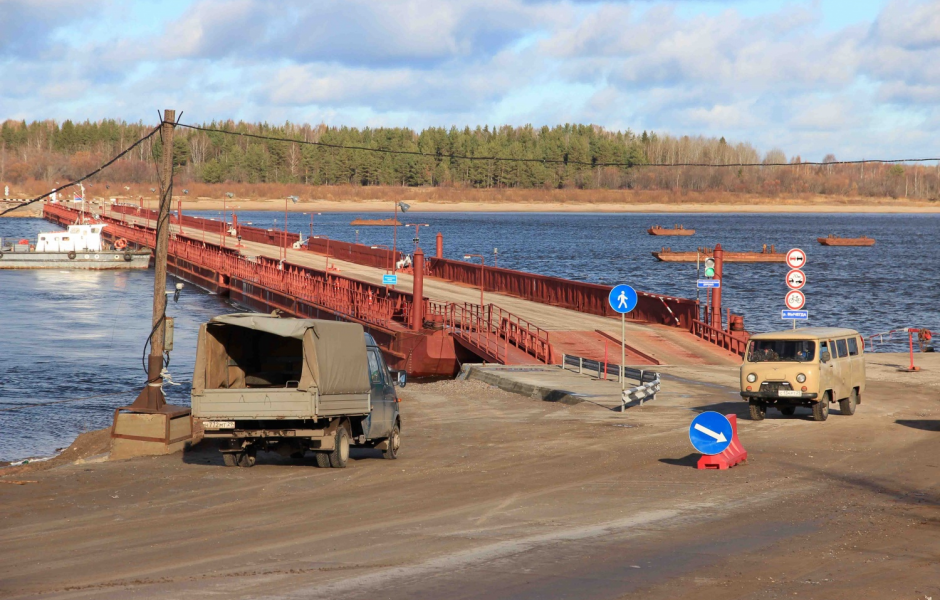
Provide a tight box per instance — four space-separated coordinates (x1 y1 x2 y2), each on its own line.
840 389 858 416
749 402 766 421
812 394 830 422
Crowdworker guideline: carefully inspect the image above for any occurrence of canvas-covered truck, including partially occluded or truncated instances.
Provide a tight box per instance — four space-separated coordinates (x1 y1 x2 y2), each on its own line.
191 313 404 468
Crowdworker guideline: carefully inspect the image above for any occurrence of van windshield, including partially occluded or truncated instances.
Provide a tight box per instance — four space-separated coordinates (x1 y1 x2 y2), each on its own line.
747 340 816 363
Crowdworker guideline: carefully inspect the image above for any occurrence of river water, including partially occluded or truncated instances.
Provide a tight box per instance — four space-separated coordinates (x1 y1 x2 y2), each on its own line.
1 211 937 461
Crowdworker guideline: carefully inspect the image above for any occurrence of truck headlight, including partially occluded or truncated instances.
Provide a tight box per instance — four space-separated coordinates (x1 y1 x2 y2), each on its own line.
796 373 806 383
746 373 757 383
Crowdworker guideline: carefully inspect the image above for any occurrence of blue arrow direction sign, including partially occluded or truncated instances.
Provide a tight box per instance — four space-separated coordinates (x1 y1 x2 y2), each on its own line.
782 310 808 320
383 274 398 286
697 280 720 288
689 412 733 455
608 284 638 314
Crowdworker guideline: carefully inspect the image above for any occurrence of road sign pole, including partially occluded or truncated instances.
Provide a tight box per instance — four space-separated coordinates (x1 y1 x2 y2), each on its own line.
621 312 625 390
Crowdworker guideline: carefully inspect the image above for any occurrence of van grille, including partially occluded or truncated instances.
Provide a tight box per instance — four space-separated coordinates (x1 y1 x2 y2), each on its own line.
759 381 793 393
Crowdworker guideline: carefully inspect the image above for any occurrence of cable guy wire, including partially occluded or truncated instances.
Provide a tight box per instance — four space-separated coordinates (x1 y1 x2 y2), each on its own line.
0 125 162 217
177 122 940 168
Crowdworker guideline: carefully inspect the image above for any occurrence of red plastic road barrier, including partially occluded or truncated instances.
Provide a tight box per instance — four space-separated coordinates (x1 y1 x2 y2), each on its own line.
697 414 747 470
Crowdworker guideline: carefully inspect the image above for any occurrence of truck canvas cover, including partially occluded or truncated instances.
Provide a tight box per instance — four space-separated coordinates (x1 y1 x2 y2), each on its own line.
192 313 370 416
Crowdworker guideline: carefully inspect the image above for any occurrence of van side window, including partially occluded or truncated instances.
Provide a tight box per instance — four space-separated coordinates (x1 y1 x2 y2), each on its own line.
820 341 828 357
836 339 848 358
366 350 383 386
828 340 838 358
847 337 859 356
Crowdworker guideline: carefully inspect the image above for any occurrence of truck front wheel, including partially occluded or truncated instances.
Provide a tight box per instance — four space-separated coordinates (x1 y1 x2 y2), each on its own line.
749 402 766 421
383 424 401 460
812 394 830 422
329 428 349 468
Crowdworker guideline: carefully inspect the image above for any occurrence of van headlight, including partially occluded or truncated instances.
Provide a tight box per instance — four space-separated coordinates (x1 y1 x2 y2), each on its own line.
796 373 806 383
746 373 757 383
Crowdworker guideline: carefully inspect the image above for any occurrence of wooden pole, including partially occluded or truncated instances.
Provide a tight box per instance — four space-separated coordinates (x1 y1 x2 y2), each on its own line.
129 109 175 411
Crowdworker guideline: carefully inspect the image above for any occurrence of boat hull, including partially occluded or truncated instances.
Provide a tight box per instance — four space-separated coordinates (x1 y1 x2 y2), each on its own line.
647 228 695 236
817 237 875 246
652 251 785 263
0 250 151 269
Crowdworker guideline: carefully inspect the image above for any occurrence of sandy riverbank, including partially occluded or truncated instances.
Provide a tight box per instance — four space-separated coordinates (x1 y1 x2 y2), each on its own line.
2 354 938 599
146 197 940 214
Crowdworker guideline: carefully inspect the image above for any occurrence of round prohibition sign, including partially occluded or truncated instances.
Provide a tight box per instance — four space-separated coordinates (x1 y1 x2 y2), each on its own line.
786 269 806 290
785 248 807 269
785 290 806 310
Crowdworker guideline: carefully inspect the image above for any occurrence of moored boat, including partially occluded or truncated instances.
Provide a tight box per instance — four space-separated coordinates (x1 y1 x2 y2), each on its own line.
817 234 875 246
0 223 151 269
647 224 695 236
652 244 785 263
350 218 402 226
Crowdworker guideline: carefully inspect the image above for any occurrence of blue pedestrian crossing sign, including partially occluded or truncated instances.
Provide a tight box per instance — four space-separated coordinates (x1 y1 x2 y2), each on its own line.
689 412 733 455
608 284 638 314
383 274 398 286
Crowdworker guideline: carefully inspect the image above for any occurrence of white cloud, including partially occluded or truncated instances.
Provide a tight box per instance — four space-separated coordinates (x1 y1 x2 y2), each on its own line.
4 0 940 161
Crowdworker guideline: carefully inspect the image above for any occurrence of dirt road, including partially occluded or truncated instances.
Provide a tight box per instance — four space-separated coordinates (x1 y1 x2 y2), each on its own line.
1 356 938 599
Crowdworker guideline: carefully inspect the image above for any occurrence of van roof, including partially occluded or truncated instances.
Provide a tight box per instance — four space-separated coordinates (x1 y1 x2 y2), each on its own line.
749 327 860 341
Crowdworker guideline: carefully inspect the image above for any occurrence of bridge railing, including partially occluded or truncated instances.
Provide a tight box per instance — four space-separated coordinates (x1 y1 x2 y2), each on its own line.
429 302 552 364
691 319 748 356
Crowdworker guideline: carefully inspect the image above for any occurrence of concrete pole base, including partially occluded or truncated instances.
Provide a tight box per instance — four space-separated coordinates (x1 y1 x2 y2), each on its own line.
109 407 193 460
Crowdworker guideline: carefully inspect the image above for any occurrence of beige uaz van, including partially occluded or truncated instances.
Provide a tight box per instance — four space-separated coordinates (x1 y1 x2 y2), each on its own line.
740 327 865 422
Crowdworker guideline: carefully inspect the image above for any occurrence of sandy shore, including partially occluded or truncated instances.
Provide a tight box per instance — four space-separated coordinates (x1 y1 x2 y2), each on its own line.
151 198 940 214
2 354 938 599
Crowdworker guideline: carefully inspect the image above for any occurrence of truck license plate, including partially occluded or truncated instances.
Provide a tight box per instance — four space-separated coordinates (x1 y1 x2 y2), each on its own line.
203 421 235 429
778 390 802 397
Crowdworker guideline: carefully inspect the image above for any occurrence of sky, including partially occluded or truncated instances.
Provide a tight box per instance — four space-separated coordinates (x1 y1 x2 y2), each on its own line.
0 0 938 161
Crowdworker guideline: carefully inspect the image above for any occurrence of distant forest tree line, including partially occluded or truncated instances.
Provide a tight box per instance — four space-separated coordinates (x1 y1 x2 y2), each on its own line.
0 119 937 200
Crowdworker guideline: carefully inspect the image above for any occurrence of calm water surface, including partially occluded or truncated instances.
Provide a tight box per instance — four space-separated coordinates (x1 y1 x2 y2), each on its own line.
1 211 937 461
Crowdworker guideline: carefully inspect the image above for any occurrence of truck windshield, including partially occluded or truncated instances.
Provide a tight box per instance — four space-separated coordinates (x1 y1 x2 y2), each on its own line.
747 340 816 363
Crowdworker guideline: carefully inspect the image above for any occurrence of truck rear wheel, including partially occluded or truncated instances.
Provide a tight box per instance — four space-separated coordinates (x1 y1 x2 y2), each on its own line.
383 424 401 460
329 428 349 468
222 452 238 467
749 402 766 421
840 389 858 415
812 394 830 422
238 447 256 468
315 452 331 468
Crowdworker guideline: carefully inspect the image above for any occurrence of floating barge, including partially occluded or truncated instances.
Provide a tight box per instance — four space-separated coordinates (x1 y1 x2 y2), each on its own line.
817 235 875 246
653 245 785 263
350 218 402 226
647 225 695 236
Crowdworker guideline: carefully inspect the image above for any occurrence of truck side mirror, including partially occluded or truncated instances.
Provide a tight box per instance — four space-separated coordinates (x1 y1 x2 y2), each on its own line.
397 371 407 388
820 350 831 363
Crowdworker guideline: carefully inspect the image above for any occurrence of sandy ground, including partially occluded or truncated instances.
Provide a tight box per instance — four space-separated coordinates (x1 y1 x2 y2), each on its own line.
1 353 937 599
160 198 940 214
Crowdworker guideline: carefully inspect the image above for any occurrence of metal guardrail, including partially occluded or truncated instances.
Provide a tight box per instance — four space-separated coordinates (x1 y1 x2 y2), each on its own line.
561 353 661 410
430 302 553 364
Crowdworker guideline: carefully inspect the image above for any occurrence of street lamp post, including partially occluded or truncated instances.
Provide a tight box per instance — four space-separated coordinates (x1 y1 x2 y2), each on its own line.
221 196 226 249
392 201 410 274
314 236 331 272
464 254 485 307
408 224 429 252
284 196 299 261
493 247 499 268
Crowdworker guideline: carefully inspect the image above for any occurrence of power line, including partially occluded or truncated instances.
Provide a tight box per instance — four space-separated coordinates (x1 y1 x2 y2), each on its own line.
0 125 162 217
177 122 940 168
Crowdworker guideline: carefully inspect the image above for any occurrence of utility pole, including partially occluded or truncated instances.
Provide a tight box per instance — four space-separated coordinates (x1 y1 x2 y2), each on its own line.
111 109 192 459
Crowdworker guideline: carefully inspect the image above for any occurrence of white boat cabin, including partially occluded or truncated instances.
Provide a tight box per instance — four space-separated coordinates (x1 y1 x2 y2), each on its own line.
36 224 107 252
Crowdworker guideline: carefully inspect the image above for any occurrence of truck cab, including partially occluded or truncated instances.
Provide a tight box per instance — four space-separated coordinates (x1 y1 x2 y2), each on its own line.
191 314 404 467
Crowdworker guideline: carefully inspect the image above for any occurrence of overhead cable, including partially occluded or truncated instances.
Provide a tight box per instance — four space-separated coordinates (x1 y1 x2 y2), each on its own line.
176 122 940 168
0 125 162 217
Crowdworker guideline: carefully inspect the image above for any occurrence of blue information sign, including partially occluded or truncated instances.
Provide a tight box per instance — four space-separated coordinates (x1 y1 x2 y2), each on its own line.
689 412 733 455
383 274 398 286
697 280 720 289
782 310 808 320
608 284 638 314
